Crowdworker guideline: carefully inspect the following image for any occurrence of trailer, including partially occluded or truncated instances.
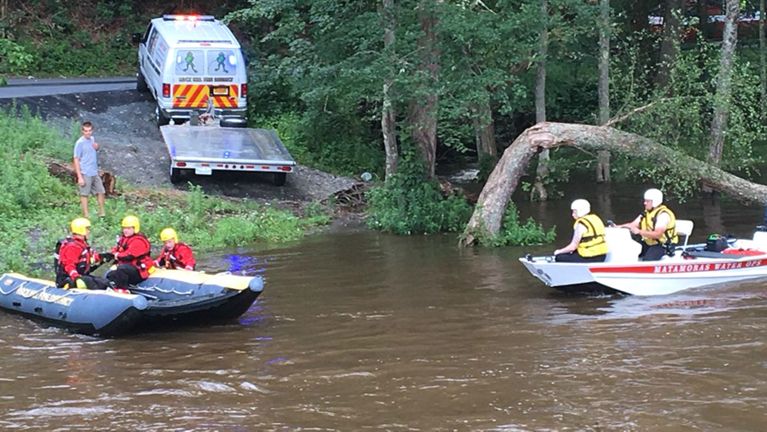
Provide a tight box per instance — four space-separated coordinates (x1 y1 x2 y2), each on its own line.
160 123 296 185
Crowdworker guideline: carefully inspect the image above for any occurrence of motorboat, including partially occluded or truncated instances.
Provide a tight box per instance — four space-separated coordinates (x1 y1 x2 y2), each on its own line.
519 219 767 296
0 268 264 336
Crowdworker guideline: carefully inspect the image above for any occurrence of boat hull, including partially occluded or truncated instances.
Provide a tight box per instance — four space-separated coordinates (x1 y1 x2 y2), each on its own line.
0 269 264 336
519 254 767 296
0 273 148 336
135 269 264 324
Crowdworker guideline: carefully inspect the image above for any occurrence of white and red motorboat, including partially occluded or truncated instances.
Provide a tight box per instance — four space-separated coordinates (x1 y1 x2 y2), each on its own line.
519 220 767 296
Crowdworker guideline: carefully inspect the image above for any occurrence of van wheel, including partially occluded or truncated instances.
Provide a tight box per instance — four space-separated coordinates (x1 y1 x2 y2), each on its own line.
136 71 148 92
273 172 287 186
156 106 170 127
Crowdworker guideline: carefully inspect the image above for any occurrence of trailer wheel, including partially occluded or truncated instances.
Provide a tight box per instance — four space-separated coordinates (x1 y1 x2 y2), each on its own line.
273 172 287 186
137 70 148 92
170 167 185 184
156 106 170 127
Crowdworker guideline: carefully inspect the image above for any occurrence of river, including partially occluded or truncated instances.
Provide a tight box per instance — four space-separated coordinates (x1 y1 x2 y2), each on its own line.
1 185 766 431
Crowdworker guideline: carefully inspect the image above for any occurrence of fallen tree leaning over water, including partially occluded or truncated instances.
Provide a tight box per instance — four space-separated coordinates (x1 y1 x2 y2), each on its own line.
459 122 767 247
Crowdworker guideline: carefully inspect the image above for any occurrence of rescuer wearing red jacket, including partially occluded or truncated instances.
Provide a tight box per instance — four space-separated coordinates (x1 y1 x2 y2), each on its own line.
55 217 113 290
155 227 196 270
106 215 155 289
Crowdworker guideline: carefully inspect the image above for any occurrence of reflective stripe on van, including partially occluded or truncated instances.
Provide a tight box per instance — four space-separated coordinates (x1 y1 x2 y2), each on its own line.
172 84 239 109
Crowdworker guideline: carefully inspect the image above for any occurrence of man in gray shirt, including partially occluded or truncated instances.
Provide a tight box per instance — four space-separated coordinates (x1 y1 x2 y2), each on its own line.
73 121 106 218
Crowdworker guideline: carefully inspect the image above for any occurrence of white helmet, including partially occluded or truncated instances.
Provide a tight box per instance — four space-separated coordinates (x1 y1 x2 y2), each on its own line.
570 199 591 218
644 188 663 208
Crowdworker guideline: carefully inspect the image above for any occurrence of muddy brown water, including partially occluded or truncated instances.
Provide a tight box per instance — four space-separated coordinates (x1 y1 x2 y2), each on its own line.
2 186 767 430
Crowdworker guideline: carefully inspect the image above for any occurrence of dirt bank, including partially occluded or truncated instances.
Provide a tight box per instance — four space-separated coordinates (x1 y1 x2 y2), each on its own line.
3 90 362 216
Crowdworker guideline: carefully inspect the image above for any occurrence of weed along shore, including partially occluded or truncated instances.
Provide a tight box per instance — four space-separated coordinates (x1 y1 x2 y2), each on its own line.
0 108 337 278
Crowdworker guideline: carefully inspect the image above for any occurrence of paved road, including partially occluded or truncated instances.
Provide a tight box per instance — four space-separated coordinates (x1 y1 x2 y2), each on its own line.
0 77 135 99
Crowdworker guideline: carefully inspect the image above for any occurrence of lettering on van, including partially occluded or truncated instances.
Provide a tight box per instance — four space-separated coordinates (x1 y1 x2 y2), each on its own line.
178 77 217 82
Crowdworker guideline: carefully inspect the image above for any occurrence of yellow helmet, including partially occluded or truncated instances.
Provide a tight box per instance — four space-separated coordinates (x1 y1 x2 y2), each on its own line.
160 227 178 242
121 215 140 232
70 218 91 236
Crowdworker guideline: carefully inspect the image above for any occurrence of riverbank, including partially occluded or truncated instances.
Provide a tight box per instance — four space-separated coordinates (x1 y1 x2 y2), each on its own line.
0 93 366 278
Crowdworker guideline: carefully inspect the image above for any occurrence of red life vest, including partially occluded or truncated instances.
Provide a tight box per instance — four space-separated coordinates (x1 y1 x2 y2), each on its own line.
55 236 95 287
155 242 196 270
112 232 155 279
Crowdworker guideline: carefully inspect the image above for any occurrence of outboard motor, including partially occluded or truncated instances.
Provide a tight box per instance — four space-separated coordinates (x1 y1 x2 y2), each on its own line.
705 234 729 252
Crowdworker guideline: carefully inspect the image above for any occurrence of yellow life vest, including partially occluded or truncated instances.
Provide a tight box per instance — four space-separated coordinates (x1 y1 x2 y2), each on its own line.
639 204 678 245
574 214 608 257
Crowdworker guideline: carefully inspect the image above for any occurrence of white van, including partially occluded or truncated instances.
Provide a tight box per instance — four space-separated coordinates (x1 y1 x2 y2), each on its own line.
135 15 248 126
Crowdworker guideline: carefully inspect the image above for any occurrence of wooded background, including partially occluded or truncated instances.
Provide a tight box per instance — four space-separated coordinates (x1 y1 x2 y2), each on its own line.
3 1 767 243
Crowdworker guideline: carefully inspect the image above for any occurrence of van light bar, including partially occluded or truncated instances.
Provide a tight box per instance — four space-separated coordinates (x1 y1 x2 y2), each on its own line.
163 15 215 22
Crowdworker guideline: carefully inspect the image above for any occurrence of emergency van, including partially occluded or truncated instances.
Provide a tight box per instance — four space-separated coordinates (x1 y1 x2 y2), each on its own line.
135 15 248 126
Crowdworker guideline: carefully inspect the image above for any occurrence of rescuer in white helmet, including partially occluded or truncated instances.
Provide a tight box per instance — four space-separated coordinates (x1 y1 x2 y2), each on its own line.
615 188 678 261
553 199 608 262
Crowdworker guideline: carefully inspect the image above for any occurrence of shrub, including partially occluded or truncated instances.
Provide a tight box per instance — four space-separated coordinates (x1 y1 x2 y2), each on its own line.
366 156 472 235
470 202 556 247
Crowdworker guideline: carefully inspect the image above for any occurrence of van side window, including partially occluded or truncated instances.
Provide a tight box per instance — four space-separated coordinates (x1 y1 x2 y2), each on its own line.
207 50 238 76
142 24 153 44
147 29 159 55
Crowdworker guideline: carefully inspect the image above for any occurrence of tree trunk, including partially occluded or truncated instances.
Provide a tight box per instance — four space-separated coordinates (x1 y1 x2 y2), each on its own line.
459 122 767 247
760 0 766 120
45 159 118 196
409 0 440 179
472 95 497 159
707 0 740 167
381 0 398 180
656 0 683 90
0 0 6 38
596 0 611 183
532 0 549 201
697 0 712 40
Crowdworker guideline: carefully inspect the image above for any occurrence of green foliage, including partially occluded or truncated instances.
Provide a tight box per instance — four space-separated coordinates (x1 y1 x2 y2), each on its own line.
2 1 245 77
231 0 387 176
608 31 766 200
253 112 309 163
0 39 34 75
470 202 556 247
366 155 472 235
520 149 575 200
302 201 333 227
27 37 136 76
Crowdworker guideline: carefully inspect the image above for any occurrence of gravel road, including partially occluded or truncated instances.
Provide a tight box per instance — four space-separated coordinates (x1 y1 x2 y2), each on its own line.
2 89 358 206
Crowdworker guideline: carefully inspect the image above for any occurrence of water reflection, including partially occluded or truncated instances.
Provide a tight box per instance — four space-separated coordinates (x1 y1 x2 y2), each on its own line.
539 280 767 324
701 195 726 235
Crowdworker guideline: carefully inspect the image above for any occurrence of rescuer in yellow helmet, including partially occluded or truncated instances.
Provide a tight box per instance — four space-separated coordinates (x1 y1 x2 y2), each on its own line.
105 215 155 290
55 217 113 289
155 227 196 270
